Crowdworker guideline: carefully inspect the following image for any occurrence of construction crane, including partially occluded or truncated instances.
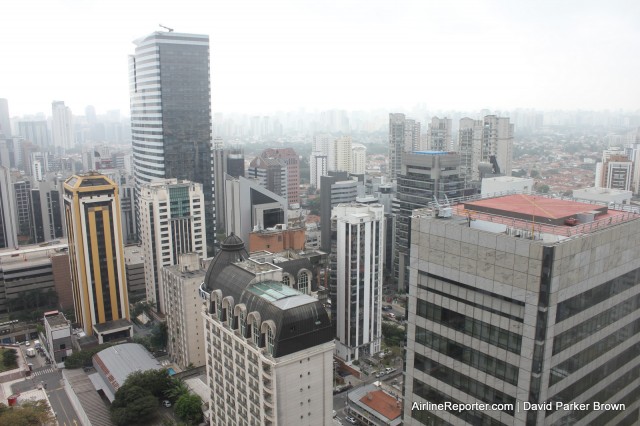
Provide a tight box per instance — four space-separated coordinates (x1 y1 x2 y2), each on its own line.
159 24 174 32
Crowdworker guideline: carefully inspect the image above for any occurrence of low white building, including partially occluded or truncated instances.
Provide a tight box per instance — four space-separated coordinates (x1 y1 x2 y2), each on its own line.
481 176 534 195
573 186 632 205
43 311 72 367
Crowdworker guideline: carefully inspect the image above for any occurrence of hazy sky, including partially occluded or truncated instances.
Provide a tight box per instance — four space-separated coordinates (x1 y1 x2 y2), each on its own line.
1 0 639 117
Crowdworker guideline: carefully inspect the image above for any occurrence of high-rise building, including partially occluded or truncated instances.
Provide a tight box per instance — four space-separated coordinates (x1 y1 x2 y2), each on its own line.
63 172 131 341
458 115 513 184
393 151 464 290
331 136 352 173
351 144 367 175
31 179 65 243
162 253 209 369
0 166 18 249
310 152 328 189
248 156 288 201
595 148 634 191
18 120 50 146
14 180 33 244
262 148 300 206
320 172 361 252
427 116 453 151
200 234 334 425
212 137 228 234
138 179 206 313
404 194 640 426
0 99 11 138
224 176 288 244
226 147 245 179
330 203 384 362
388 113 421 181
51 101 74 150
129 31 215 255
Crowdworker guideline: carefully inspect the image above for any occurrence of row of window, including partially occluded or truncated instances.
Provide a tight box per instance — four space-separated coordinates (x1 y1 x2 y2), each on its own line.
416 299 522 354
550 317 640 386
547 343 640 417
552 292 640 354
414 353 515 415
412 378 507 426
556 266 640 323
415 325 519 386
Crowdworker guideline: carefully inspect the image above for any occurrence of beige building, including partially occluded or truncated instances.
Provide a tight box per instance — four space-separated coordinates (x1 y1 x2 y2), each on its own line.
162 253 209 369
200 235 334 425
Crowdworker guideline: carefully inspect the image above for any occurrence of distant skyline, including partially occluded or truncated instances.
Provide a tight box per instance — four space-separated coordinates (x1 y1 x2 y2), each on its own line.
1 0 639 117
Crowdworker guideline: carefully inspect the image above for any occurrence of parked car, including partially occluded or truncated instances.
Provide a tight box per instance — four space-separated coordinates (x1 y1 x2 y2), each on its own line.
345 416 358 425
382 305 393 311
162 400 172 408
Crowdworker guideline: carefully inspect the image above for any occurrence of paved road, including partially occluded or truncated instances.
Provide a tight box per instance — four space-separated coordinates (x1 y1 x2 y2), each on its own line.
11 369 80 426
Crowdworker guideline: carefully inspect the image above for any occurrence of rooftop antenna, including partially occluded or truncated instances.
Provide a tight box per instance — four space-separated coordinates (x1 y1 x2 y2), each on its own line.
159 24 174 32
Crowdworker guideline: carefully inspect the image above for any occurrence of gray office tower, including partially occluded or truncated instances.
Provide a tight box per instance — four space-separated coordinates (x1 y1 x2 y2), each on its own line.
129 31 215 255
320 171 360 252
393 151 464 291
404 194 640 426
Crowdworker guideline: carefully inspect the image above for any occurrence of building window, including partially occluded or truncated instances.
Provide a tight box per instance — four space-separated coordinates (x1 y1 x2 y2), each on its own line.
282 275 291 288
252 321 260 347
216 298 223 321
239 311 246 337
267 326 275 355
298 272 309 294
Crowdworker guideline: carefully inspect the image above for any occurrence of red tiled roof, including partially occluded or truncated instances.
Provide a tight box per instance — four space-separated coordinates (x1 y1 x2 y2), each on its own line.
359 390 401 420
465 194 602 220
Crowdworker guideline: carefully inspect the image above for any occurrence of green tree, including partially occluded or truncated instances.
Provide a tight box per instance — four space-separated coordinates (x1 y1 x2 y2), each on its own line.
0 400 56 426
111 385 158 426
64 343 113 369
539 184 550 194
165 378 190 401
124 369 173 399
381 323 406 348
2 349 17 368
175 394 203 425
150 322 168 349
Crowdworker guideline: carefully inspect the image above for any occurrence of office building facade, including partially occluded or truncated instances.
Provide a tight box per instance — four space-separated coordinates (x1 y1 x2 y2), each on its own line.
393 151 464 290
330 203 384 362
138 178 206 313
129 31 215 254
51 101 74 150
404 194 640 425
63 173 130 338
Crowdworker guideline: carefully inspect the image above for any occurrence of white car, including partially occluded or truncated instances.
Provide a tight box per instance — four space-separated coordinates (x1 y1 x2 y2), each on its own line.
162 400 172 408
345 416 358 425
25 341 30 346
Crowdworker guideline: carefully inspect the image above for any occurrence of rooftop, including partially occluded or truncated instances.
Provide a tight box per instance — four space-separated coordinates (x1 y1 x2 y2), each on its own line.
348 384 402 425
44 312 70 328
436 193 640 239
92 343 162 391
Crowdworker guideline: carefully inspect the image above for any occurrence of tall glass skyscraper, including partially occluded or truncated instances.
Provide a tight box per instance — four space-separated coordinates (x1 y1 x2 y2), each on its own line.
129 31 215 255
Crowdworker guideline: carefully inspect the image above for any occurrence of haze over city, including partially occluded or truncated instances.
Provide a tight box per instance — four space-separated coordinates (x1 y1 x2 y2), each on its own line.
2 0 639 116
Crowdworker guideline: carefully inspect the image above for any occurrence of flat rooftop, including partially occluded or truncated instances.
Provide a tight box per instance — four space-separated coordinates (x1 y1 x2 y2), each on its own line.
465 194 608 222
448 194 640 239
44 312 69 328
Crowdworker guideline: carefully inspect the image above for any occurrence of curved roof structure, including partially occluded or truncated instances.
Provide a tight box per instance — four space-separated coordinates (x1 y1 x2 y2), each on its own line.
203 235 333 357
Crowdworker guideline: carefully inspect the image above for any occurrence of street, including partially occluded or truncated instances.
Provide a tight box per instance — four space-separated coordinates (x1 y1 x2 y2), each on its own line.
13 343 80 426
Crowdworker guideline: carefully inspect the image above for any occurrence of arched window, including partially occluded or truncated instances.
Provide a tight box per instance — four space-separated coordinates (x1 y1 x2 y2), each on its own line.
239 310 246 337
282 275 291 288
267 326 275 355
252 320 260 347
216 297 223 321
298 271 309 294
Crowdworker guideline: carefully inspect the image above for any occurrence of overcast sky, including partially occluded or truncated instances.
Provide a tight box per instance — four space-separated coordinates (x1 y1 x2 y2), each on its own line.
1 0 639 117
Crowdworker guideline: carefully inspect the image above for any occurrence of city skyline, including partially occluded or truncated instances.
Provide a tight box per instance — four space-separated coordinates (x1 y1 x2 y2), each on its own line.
2 0 639 117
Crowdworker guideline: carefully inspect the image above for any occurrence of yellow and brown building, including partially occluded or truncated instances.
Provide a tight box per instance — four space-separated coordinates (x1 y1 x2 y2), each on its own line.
63 172 131 342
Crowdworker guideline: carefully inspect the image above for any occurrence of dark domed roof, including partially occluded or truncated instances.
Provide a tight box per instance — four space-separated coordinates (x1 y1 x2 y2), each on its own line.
220 233 245 251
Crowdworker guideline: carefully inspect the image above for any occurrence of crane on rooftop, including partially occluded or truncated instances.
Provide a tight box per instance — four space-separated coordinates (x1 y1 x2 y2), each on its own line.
159 24 174 32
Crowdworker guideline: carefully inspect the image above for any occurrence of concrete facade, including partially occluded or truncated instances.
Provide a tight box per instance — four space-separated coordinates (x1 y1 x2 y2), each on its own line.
403 195 640 425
